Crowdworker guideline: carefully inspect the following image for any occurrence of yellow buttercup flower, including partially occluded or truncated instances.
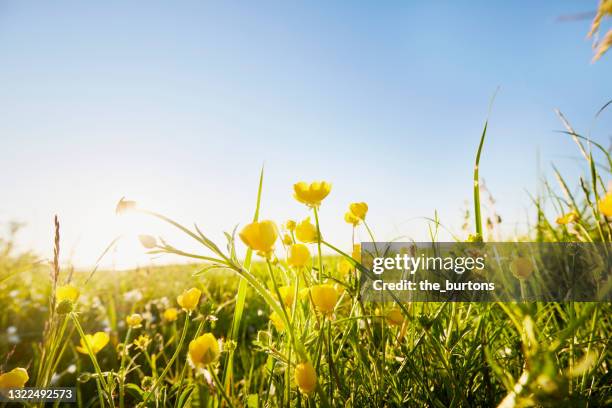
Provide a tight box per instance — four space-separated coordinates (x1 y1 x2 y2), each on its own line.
556 212 579 225
310 284 339 314
294 361 317 394
282 233 293 246
76 332 109 355
189 333 220 366
293 181 332 207
177 288 202 311
239 220 278 257
344 211 360 226
338 258 354 276
386 308 404 326
269 311 285 331
56 285 80 303
278 286 295 306
598 192 612 217
0 367 29 388
126 313 143 328
284 220 297 231
295 217 318 243
510 257 534 280
349 202 368 221
163 307 178 322
134 334 151 351
288 244 311 267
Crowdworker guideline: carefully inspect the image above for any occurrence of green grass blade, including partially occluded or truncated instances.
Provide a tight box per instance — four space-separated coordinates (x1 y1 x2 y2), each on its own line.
223 165 265 393
473 90 498 239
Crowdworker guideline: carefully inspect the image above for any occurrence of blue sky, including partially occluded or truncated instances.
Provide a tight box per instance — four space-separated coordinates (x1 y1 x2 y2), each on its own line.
1 1 610 268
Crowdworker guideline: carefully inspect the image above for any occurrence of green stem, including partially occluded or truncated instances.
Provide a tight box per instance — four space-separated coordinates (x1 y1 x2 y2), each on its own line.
209 366 236 408
70 314 110 408
119 327 132 408
362 221 378 255
313 206 324 281
142 314 190 406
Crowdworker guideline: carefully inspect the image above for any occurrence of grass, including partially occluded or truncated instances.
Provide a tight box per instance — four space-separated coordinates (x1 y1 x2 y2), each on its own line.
0 104 611 407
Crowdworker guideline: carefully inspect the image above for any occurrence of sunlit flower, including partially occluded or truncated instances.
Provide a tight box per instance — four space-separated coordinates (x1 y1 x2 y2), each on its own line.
269 311 285 331
556 212 579 225
510 256 534 280
294 361 317 394
189 333 220 366
163 307 178 322
138 235 157 249
295 217 318 243
133 334 151 351
282 233 293 246
76 332 110 355
284 220 297 231
598 191 612 217
177 288 202 311
310 284 339 314
293 181 332 207
239 220 278 257
287 244 311 267
126 313 143 328
278 286 295 307
386 308 404 326
338 258 354 276
56 285 80 303
0 367 29 388
349 202 368 221
344 211 360 226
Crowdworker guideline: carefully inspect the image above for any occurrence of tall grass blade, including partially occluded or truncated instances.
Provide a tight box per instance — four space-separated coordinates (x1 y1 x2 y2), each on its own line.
473 89 498 239
223 165 265 395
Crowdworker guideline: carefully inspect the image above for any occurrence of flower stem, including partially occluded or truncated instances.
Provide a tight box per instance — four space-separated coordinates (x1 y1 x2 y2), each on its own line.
209 366 236 408
70 313 111 408
313 206 324 281
119 327 132 408
142 313 190 406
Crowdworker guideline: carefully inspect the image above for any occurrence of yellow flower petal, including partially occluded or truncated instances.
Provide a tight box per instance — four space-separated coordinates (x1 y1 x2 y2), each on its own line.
76 332 109 355
126 313 143 328
294 361 317 394
556 212 578 225
0 367 29 388
344 211 360 226
269 311 285 331
287 244 311 267
349 202 368 221
510 257 534 280
295 217 318 243
239 220 278 256
163 307 178 322
310 284 339 313
56 285 80 303
177 288 202 311
188 333 220 366
386 308 404 326
293 181 332 207
598 192 612 217
277 286 295 307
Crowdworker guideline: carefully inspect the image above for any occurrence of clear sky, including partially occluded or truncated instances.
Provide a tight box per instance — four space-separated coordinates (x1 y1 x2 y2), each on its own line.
1 1 610 269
